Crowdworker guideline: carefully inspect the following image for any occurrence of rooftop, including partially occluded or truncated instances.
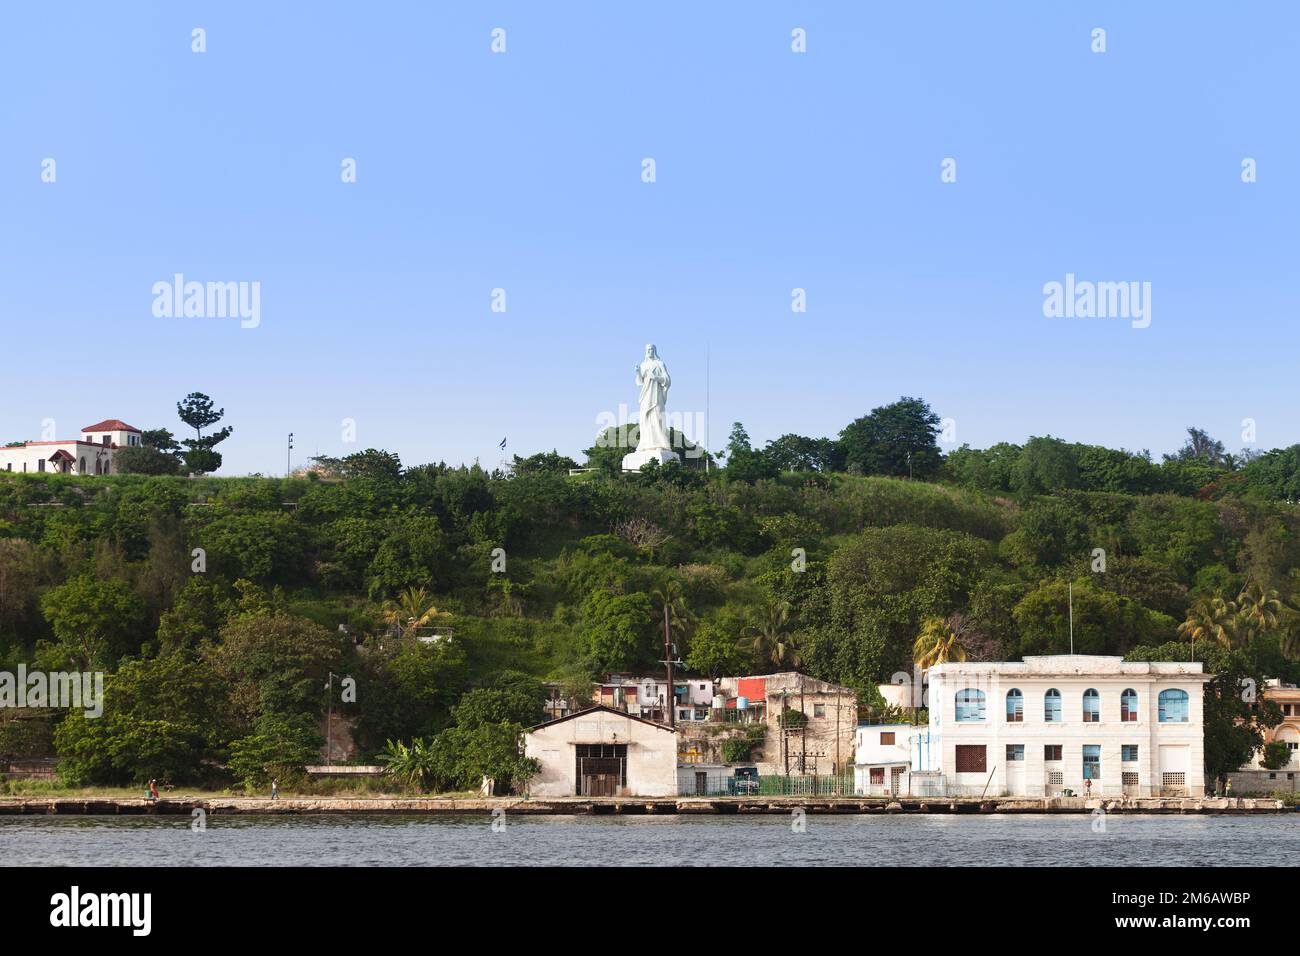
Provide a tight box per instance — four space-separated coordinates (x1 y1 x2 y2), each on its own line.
929 655 1207 678
82 419 140 433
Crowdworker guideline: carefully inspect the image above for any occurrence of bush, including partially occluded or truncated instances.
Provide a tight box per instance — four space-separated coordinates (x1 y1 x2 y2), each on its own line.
1261 741 1292 771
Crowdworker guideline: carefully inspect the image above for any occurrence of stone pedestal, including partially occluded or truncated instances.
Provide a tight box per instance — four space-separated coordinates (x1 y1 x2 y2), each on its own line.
622 448 678 471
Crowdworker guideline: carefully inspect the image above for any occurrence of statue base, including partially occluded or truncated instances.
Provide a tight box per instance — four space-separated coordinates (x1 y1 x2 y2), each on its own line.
622 448 678 472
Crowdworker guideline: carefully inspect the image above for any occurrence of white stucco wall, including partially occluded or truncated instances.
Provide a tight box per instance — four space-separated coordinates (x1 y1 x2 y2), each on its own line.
524 709 678 797
926 656 1209 797
854 724 916 795
0 442 116 475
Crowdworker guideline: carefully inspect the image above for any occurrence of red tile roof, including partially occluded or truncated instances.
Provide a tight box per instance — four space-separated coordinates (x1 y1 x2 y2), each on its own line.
81 419 140 433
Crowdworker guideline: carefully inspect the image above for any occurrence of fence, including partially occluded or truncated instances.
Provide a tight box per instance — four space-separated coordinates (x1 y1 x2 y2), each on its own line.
688 773 857 797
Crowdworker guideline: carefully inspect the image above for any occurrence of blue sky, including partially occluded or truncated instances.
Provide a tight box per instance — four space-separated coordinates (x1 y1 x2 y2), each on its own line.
2 3 1297 474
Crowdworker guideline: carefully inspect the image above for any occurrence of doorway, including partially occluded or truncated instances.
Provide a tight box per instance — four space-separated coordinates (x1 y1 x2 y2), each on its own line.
576 743 627 796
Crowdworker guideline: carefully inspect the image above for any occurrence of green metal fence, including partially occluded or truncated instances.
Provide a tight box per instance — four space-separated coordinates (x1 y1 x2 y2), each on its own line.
692 773 856 797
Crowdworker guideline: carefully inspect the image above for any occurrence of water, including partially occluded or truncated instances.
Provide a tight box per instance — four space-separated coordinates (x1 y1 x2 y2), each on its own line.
2 813 1296 866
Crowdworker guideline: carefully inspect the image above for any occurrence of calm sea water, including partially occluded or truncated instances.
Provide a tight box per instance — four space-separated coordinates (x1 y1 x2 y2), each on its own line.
2 813 1297 866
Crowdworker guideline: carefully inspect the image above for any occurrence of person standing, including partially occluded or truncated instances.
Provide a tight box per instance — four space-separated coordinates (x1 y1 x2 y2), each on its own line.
271 778 279 801
149 778 159 801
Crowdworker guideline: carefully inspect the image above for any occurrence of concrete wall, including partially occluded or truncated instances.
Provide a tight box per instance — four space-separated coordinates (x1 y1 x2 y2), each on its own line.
1225 768 1300 794
524 709 677 797
927 656 1209 797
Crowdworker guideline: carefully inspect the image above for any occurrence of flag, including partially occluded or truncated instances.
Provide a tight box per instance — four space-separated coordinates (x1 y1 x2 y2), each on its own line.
499 437 507 450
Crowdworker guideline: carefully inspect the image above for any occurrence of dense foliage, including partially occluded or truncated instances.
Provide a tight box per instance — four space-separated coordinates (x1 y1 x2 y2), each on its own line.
3 405 1299 788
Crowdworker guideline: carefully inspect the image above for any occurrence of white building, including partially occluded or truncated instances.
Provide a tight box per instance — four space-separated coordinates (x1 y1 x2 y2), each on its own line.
924 655 1210 798
524 705 678 797
0 419 142 476
854 723 923 796
593 675 716 724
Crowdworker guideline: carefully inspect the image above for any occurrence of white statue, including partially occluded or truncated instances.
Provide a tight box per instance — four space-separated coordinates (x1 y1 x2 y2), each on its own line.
622 344 678 471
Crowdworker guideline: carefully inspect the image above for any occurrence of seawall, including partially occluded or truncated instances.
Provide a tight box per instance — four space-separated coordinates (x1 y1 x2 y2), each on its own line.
0 795 1289 816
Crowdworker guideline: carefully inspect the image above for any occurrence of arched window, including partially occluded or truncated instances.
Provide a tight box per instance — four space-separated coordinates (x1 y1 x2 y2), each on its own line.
1158 689 1189 723
1044 688 1062 722
79 457 86 474
1083 689 1100 723
1005 689 1024 722
955 689 986 722
1121 688 1138 722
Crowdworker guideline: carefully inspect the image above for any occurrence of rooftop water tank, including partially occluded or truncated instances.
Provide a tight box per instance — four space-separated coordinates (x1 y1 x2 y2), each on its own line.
711 694 726 710
737 696 749 710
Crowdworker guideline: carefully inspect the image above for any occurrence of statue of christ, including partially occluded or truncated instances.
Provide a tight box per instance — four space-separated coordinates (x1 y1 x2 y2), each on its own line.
634 343 672 451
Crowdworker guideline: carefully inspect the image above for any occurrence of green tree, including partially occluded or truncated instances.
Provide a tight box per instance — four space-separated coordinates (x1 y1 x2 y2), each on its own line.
227 713 321 790
511 450 580 477
1235 580 1284 644
743 599 799 669
580 589 653 673
723 423 778 482
687 606 752 677
206 609 347 726
40 576 147 668
341 448 403 481
1012 436 1080 497
1012 579 1176 657
763 434 842 472
912 615 967 669
53 655 230 785
452 681 546 729
1177 595 1235 655
1260 741 1291 771
838 397 941 478
176 392 233 474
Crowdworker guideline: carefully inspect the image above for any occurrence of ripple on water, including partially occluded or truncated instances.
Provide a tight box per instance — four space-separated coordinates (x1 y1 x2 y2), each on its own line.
1 813 1296 866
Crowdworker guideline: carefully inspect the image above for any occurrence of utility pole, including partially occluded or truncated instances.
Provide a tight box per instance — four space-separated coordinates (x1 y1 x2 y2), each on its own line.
661 602 677 728
325 670 336 767
835 688 842 777
782 690 790 775
1068 581 1074 655
800 675 807 774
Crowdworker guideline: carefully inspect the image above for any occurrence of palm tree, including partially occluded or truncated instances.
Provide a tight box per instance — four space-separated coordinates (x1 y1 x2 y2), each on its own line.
742 599 799 669
1236 581 1283 644
913 616 967 670
651 580 695 648
1178 595 1236 654
382 586 447 638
